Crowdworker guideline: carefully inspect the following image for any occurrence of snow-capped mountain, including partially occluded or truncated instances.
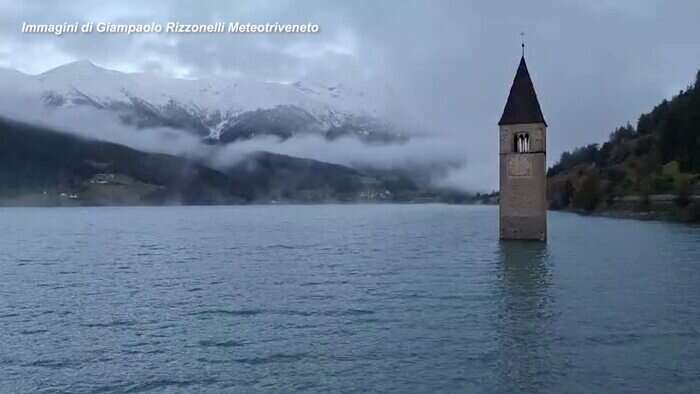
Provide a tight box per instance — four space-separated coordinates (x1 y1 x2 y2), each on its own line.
0 60 404 144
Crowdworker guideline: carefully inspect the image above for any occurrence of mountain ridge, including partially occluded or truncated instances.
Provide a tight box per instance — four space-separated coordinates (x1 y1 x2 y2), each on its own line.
0 116 455 206
0 61 404 144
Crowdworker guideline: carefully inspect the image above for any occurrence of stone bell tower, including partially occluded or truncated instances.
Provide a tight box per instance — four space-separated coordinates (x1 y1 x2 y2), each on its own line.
498 52 547 241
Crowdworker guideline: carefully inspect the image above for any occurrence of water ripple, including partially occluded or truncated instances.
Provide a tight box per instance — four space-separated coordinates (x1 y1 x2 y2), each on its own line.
190 309 264 317
1 206 699 392
198 339 244 348
80 320 138 328
235 352 309 365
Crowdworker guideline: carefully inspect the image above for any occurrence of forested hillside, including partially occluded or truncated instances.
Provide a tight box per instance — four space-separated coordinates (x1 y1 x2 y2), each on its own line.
547 70 700 222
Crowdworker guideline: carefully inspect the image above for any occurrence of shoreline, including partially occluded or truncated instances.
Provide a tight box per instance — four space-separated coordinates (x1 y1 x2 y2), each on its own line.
0 201 494 208
554 207 700 224
3 202 696 225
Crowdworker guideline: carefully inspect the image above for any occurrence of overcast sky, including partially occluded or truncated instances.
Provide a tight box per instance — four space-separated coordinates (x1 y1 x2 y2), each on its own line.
1 0 699 190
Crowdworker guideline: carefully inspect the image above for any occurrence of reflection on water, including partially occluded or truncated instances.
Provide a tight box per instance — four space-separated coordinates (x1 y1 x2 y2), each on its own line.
498 241 550 291
496 241 555 392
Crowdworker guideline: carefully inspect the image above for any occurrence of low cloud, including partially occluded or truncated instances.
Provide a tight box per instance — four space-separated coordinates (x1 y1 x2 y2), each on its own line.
0 94 489 192
210 134 490 191
0 94 204 157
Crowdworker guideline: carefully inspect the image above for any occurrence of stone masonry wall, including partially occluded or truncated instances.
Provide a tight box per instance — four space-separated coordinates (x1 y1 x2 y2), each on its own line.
499 122 547 240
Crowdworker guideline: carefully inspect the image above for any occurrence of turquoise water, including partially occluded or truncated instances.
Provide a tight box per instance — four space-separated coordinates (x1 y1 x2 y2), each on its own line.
1 205 699 393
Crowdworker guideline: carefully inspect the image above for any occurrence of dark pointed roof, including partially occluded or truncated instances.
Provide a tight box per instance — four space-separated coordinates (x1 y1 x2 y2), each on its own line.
499 56 547 126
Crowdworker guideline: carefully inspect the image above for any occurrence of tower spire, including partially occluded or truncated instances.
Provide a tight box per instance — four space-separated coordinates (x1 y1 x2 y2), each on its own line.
498 50 547 126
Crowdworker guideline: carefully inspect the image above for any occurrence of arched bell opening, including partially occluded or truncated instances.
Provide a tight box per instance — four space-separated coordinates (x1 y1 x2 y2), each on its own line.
513 132 530 153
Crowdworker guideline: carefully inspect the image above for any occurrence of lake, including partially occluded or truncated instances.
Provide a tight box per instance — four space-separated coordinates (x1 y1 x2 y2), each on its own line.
1 205 699 393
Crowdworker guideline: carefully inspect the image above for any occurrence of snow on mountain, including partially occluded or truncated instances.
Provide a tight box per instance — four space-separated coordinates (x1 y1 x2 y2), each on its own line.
0 60 403 143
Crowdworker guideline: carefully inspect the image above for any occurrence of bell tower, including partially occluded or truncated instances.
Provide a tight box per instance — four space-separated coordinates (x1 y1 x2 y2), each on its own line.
498 52 547 241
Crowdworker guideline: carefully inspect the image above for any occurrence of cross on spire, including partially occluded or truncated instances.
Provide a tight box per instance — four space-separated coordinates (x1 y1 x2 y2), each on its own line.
520 32 525 58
